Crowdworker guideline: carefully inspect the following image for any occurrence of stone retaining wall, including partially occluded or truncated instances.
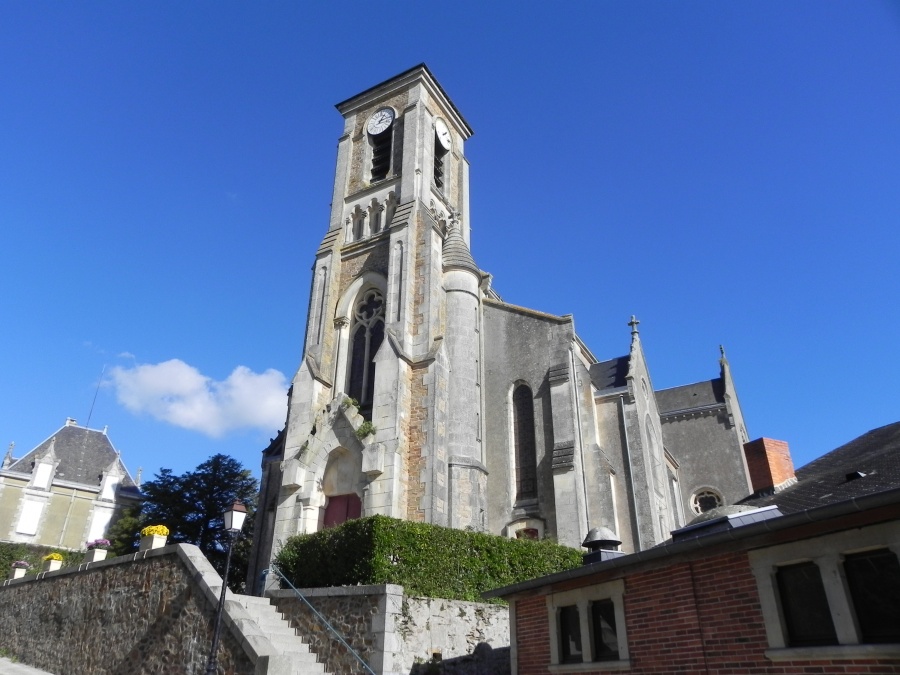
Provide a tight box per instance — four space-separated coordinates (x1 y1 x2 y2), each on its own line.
0 545 271 675
271 585 509 675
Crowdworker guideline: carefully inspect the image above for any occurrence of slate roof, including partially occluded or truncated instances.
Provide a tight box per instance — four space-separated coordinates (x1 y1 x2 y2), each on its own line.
590 356 630 392
740 421 900 514
7 423 139 492
655 378 725 414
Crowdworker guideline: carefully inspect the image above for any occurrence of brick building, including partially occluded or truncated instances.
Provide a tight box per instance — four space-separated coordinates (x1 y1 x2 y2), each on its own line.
486 421 900 674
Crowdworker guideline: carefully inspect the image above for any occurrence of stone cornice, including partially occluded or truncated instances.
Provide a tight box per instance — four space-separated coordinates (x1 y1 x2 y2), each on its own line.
659 403 726 421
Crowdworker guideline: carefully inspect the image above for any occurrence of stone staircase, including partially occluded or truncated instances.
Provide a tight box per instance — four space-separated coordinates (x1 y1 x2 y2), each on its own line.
231 594 332 675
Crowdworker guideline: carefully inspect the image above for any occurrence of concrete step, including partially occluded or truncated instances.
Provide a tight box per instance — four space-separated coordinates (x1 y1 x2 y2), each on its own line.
231 594 331 675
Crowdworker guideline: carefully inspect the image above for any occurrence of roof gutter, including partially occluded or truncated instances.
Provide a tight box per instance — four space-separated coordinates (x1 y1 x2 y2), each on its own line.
484 486 900 599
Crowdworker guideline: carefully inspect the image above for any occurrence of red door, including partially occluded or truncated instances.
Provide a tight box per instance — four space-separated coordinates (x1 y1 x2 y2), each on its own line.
322 493 362 528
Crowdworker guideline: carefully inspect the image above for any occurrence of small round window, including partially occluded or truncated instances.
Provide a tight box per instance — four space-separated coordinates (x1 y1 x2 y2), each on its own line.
691 489 723 515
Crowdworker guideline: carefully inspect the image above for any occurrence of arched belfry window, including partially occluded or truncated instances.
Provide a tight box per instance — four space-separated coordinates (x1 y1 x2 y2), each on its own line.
348 289 385 418
366 107 395 183
513 384 537 501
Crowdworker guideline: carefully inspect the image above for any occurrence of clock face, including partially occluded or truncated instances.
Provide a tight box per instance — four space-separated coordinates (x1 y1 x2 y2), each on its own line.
435 118 452 151
367 107 394 136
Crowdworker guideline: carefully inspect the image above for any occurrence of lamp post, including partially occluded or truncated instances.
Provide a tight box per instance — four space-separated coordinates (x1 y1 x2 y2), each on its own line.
205 500 248 675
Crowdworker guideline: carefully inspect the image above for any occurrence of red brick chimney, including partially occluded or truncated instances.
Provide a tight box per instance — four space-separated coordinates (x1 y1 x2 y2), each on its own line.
743 438 796 494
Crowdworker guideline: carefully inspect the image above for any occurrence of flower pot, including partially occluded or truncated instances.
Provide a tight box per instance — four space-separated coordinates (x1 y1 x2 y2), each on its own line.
139 534 167 551
9 567 27 580
84 548 108 563
42 559 62 573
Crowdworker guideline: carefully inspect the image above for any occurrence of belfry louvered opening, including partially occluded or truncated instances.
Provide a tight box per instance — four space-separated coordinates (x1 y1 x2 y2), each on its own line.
434 132 448 189
370 129 392 182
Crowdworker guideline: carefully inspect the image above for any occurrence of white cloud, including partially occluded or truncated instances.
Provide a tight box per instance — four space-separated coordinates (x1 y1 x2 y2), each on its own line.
109 359 288 437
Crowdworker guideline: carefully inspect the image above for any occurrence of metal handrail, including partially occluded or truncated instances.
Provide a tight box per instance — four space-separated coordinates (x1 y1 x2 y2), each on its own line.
262 564 376 675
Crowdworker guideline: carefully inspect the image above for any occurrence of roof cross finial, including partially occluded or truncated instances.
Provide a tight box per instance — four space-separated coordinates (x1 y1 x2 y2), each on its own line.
628 315 640 336
2 442 14 469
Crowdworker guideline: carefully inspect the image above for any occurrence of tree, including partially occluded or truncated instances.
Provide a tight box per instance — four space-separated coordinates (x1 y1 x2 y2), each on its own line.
107 503 143 556
135 454 259 591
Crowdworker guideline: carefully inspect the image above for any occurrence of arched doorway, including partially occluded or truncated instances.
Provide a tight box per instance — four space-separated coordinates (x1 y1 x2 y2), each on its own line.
321 447 363 529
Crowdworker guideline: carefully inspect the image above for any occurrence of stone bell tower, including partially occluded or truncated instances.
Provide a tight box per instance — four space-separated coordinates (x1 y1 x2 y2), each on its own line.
254 65 486 573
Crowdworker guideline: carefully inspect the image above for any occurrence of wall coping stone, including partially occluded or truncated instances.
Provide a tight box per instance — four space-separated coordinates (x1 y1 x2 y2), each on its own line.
269 583 404 599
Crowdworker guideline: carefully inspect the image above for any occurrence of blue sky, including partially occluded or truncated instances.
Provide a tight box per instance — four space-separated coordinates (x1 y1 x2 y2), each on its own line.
2 2 898 485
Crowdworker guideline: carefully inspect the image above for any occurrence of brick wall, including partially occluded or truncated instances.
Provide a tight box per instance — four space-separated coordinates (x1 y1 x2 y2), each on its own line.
513 550 900 674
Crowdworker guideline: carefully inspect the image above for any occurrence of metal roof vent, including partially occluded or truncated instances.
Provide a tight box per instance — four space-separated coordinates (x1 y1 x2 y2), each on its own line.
582 527 625 565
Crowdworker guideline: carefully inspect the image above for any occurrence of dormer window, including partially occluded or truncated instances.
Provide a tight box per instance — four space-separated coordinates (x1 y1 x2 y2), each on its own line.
366 107 395 183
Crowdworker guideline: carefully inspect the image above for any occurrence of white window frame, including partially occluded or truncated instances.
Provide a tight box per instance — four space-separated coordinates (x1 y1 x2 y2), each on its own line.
748 519 900 661
546 579 630 672
32 462 53 490
87 504 115 542
16 499 45 535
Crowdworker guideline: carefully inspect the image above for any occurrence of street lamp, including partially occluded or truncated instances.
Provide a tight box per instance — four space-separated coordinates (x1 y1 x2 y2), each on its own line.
205 500 248 674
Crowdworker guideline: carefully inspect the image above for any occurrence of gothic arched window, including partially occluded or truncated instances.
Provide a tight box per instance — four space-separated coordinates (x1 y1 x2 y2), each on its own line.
513 384 537 501
348 289 385 418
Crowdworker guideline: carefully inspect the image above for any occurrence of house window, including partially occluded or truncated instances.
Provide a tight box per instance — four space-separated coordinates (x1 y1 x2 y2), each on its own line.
15 500 44 535
32 462 53 490
775 562 838 647
843 549 900 643
558 605 583 664
546 579 629 669
513 384 537 501
591 599 620 661
749 520 900 658
348 289 385 419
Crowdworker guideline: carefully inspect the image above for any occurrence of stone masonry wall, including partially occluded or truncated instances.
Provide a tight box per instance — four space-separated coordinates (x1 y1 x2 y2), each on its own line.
406 366 428 522
271 585 509 675
274 587 383 675
0 546 254 675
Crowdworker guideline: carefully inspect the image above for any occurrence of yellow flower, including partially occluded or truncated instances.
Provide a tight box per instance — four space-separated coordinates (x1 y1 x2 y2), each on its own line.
43 552 64 561
141 524 170 537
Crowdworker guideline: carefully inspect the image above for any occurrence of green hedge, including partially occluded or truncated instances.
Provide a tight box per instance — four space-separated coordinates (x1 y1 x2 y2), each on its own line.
0 542 84 577
274 515 582 603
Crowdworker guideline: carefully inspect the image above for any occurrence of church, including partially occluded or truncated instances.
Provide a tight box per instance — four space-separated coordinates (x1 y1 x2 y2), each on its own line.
248 65 758 588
